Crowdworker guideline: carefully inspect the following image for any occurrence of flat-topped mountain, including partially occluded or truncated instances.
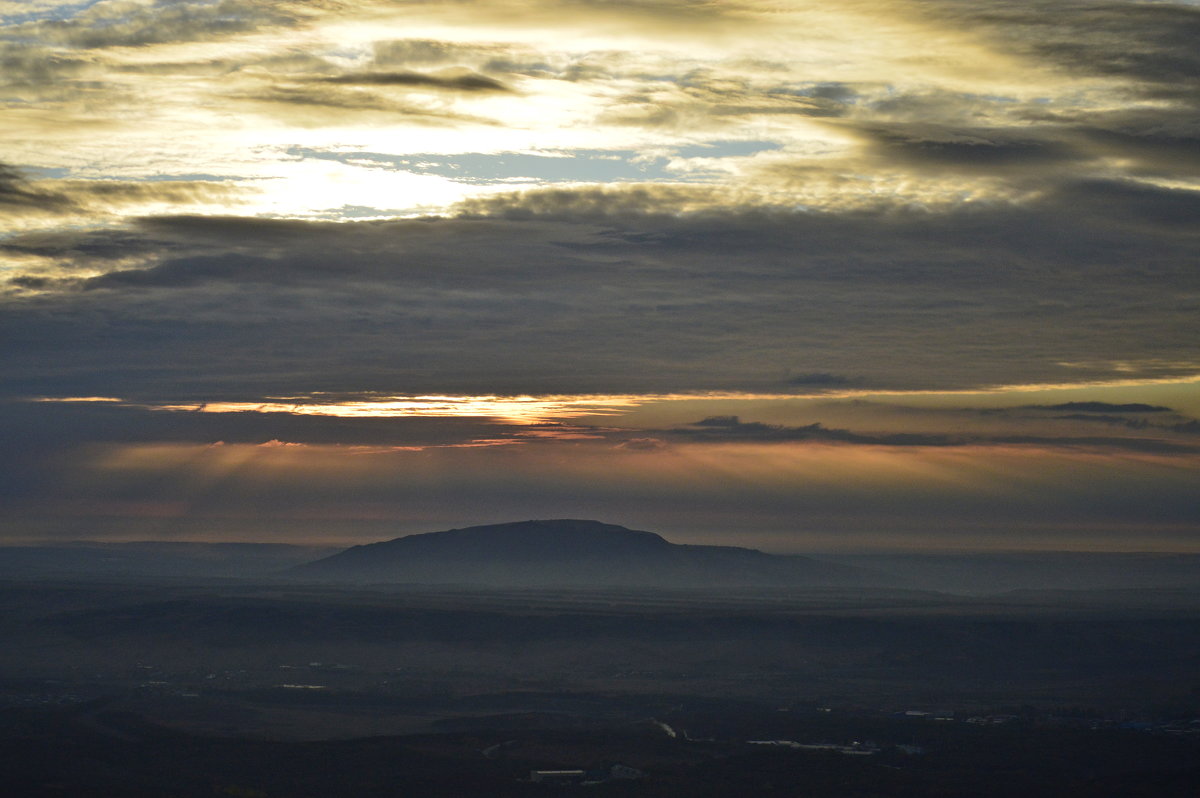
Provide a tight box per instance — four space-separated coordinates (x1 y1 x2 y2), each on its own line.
288 519 884 588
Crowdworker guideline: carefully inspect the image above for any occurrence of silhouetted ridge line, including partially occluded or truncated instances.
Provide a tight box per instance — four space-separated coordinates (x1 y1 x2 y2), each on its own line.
288 519 883 588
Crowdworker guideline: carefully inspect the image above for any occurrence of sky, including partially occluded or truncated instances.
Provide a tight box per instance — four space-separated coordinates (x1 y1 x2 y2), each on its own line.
1 0 1198 552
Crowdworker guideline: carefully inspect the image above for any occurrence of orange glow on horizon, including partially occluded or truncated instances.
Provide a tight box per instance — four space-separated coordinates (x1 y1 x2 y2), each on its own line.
154 394 648 424
29 371 1200 425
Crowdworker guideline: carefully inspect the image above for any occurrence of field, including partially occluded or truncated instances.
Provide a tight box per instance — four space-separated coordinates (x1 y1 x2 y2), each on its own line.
1 579 1198 795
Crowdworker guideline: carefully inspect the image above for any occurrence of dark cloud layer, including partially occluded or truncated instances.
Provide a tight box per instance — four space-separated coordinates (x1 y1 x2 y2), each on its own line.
785 373 853 387
678 416 960 447
3 177 1197 400
318 70 510 92
668 416 1199 455
1028 402 1172 414
0 161 248 225
234 85 493 124
14 0 302 50
0 163 74 213
853 124 1083 173
941 0 1200 99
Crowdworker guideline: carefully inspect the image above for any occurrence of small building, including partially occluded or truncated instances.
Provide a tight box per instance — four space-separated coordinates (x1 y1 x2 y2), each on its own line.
530 770 586 785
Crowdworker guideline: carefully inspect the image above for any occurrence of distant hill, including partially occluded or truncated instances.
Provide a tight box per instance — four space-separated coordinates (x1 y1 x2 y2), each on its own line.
287 519 884 588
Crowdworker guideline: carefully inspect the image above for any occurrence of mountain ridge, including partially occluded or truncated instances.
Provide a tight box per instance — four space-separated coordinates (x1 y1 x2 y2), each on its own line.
287 519 883 588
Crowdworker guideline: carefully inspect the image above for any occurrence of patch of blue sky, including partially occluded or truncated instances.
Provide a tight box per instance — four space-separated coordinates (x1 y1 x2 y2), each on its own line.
287 142 781 186
22 165 247 183
302 204 439 220
288 147 676 184
19 166 73 179
674 140 780 159
138 173 243 183
1 0 105 26
976 93 1020 104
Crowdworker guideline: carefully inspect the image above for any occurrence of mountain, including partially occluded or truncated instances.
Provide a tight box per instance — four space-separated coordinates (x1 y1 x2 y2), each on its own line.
287 519 884 588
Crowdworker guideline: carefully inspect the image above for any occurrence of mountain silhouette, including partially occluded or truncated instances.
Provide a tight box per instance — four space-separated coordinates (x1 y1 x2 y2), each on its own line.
288 519 883 587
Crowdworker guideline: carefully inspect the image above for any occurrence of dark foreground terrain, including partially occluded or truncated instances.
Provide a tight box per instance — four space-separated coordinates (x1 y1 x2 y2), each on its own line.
1 580 1198 796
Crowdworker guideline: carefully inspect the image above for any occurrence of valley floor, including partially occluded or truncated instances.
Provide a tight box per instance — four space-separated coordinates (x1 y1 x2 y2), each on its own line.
1 580 1198 796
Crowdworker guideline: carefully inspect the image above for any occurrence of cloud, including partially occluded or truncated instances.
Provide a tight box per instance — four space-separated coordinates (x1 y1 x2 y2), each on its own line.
0 162 75 214
454 184 731 218
931 0 1200 100
785 372 853 387
675 415 960 447
999 401 1200 437
318 70 510 92
371 39 507 67
231 85 496 126
1 0 1195 224
1025 402 1172 414
0 42 93 91
82 254 286 289
615 437 669 451
10 0 302 50
1 175 1197 399
851 123 1083 173
595 70 852 131
0 165 254 236
664 415 1200 455
59 178 240 203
